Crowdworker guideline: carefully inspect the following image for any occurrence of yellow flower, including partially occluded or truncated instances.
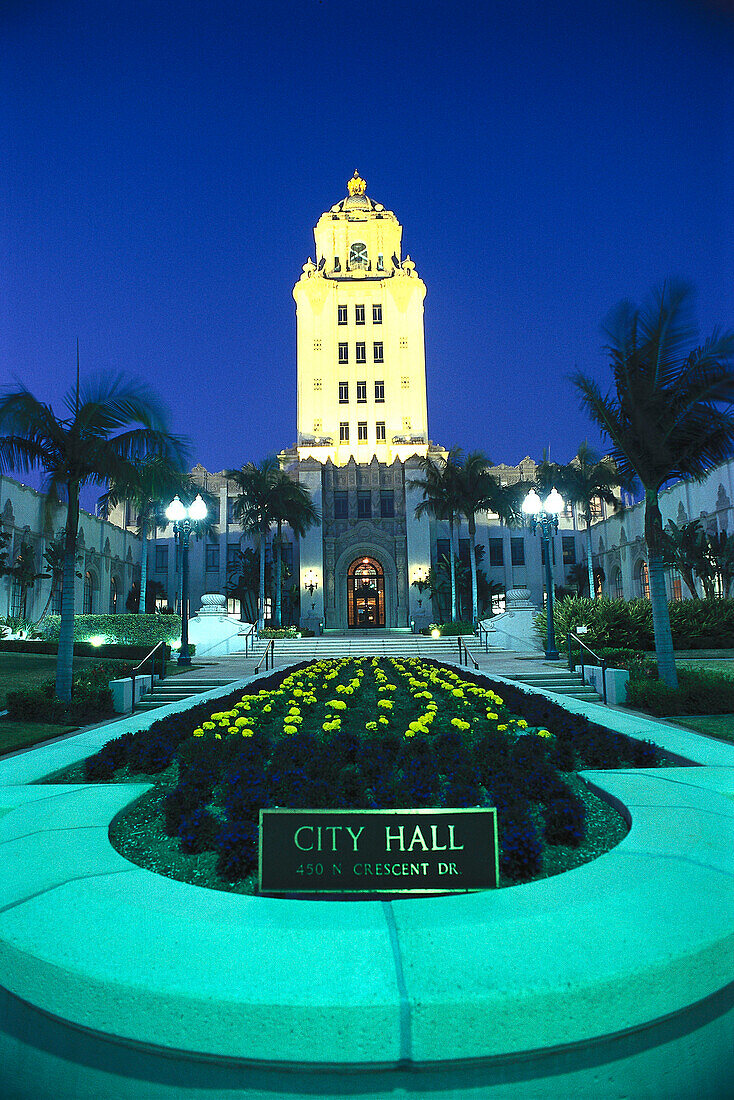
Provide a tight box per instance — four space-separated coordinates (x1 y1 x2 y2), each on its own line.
516 719 528 729
193 728 204 737
497 724 508 731
537 728 553 739
202 721 215 730
378 716 389 725
263 704 272 713
283 724 298 735
404 728 416 738
328 699 347 710
365 721 378 730
486 711 498 721
377 699 393 709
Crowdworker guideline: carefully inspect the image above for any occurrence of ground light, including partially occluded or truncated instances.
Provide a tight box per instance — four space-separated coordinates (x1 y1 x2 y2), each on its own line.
522 486 564 660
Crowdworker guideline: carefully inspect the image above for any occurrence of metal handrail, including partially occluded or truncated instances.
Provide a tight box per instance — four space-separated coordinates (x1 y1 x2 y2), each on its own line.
240 622 257 657
130 640 167 715
476 623 490 653
567 632 607 705
457 635 479 670
255 638 275 673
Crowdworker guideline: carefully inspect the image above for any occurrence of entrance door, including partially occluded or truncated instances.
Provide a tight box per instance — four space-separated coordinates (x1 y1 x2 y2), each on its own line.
347 557 385 628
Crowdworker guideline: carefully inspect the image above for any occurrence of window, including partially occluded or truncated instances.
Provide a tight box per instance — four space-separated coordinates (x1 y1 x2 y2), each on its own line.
334 492 348 518
562 536 576 565
374 380 385 402
227 497 236 522
313 338 322 352
349 241 369 269
377 254 384 271
612 569 623 600
356 380 367 403
313 418 322 432
375 421 386 442
313 377 322 391
340 422 349 442
355 342 366 363
205 542 220 572
357 421 368 441
208 499 220 524
355 304 365 325
373 303 382 324
436 539 451 563
110 576 118 614
402 416 411 431
373 341 384 363
401 375 410 389
339 381 349 403
227 544 240 569
489 539 504 567
338 304 347 325
10 577 24 618
338 343 348 364
459 539 470 566
357 491 372 519
380 491 394 518
589 496 604 521
670 572 682 601
510 538 525 566
155 545 168 573
83 571 96 615
334 255 341 271
638 560 650 599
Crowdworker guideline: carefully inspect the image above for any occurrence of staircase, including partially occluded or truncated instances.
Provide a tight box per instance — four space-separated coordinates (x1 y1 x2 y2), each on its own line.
503 669 602 703
240 631 490 665
135 673 237 712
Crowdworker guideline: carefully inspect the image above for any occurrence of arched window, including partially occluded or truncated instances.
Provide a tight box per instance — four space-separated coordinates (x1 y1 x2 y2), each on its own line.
637 561 649 600
348 241 369 270
110 576 118 614
612 569 623 600
10 577 24 619
347 556 385 628
83 570 97 614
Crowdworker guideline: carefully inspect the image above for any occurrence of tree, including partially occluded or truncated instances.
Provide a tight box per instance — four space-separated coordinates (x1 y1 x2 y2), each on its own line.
268 471 319 628
662 519 707 599
537 442 628 600
227 457 281 632
100 453 191 613
572 281 734 687
708 530 734 597
411 447 463 622
225 547 261 623
455 451 527 623
0 374 187 700
10 541 45 619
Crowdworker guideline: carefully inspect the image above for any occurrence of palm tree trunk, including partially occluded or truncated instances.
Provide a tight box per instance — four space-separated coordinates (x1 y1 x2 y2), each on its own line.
645 490 678 689
585 526 595 598
274 521 282 628
449 517 457 622
468 514 478 624
139 520 148 614
55 485 79 702
258 528 266 632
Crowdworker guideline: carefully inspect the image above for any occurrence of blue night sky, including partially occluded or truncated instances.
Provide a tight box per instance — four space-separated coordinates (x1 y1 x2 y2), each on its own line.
3 0 733 494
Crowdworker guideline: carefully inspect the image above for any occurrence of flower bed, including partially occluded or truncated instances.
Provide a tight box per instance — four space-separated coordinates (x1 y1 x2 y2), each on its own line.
55 658 678 893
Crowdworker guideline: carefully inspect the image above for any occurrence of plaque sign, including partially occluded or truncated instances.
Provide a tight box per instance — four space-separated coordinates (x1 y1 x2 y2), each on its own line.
259 807 498 895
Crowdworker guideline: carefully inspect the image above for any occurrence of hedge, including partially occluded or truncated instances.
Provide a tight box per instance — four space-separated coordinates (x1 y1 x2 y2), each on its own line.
536 596 734 652
0 639 168 661
39 613 182 648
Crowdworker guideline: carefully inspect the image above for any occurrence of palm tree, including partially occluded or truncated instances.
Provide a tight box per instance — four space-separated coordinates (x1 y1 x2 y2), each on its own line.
227 457 281 632
662 519 706 599
572 281 734 687
0 374 187 700
100 453 191 612
455 451 527 623
269 471 319 628
537 442 628 600
411 447 463 622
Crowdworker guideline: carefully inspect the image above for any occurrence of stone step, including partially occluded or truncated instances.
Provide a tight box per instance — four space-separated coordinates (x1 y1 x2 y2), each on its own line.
505 670 602 703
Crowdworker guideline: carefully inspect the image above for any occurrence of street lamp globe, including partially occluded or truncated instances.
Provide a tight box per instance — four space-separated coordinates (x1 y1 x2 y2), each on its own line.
522 488 542 515
544 487 564 514
189 494 207 521
165 495 186 523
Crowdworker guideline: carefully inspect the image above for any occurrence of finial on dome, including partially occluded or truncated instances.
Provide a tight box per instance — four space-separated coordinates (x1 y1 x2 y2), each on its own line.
347 170 367 196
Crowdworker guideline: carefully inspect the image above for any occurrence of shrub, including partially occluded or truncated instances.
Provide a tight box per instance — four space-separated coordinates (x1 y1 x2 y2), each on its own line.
429 621 475 636
627 666 734 717
543 795 586 847
178 807 218 854
214 819 258 880
6 664 120 724
499 818 543 882
38 613 182 648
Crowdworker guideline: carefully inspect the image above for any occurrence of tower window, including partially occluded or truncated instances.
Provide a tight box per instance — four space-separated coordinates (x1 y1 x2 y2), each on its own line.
313 377 322 391
358 421 368 442
338 304 347 325
380 491 394 518
401 376 410 389
334 492 348 518
355 342 366 363
340 421 350 442
356 380 367 403
373 341 384 363
355 304 365 325
374 380 385 402
375 421 386 442
334 256 341 271
373 304 382 324
349 242 369 270
377 254 384 271
357 491 372 518
339 381 349 403
313 338 322 351
338 343 348 364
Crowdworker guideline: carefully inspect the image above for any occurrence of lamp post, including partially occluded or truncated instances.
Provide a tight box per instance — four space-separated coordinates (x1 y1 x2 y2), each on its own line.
522 486 564 661
166 494 207 665
303 568 319 610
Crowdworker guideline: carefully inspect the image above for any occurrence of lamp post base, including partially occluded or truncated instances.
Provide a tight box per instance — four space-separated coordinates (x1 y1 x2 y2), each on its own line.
177 654 192 666
544 648 560 661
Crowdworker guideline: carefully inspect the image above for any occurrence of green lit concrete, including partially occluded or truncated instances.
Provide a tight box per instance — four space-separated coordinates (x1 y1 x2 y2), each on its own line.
0 664 732 1098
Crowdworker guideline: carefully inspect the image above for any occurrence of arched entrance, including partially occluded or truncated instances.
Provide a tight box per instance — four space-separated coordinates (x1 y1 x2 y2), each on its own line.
347 557 385 628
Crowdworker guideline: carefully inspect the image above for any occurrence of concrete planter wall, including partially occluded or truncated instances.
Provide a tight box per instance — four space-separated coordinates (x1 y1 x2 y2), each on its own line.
0 665 732 1098
109 673 152 714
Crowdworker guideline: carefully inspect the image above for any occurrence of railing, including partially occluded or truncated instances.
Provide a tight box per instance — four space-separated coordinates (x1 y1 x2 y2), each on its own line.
457 636 479 670
130 641 167 715
568 633 607 705
255 639 275 673
240 623 257 658
476 623 491 653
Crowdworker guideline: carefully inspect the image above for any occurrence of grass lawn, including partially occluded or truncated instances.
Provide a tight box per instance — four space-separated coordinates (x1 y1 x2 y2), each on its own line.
677 659 734 677
0 719 79 757
673 714 734 743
